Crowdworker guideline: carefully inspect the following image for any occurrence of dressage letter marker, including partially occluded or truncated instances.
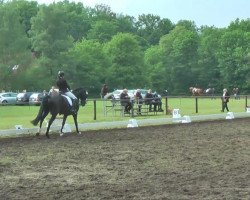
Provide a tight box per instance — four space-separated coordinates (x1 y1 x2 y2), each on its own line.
172 109 181 123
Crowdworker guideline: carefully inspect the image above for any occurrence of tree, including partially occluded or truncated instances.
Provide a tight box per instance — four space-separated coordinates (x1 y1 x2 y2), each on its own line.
144 45 165 91
0 3 30 90
217 29 250 91
11 0 39 36
197 26 223 89
104 33 145 89
159 25 199 94
29 3 74 84
87 20 118 43
136 14 174 45
56 1 91 42
65 39 110 93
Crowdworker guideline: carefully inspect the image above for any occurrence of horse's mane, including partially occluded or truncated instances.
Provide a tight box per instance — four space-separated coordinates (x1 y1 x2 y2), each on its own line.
73 87 85 92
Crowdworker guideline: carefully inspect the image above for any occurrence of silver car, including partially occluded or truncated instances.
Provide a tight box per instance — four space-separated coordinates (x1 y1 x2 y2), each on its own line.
0 92 18 104
29 92 45 106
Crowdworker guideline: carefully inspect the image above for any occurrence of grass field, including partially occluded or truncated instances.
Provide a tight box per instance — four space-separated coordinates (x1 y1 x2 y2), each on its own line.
0 96 248 130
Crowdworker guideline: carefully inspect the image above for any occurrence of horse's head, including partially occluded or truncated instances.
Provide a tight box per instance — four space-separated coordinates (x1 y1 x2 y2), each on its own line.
73 88 88 106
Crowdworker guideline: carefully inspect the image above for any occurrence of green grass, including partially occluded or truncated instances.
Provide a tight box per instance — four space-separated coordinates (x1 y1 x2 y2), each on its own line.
0 97 248 130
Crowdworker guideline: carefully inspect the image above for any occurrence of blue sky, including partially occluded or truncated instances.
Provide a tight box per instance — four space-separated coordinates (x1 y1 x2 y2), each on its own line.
36 0 250 28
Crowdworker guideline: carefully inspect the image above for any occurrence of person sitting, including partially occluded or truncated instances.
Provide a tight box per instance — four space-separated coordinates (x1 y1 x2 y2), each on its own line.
120 89 132 114
145 89 154 111
153 92 163 112
135 89 143 115
56 71 78 114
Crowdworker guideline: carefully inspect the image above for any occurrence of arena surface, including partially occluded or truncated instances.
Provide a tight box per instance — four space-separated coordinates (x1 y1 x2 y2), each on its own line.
0 118 249 199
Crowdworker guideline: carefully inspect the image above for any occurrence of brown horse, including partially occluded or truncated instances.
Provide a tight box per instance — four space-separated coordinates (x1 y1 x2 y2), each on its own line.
189 87 203 96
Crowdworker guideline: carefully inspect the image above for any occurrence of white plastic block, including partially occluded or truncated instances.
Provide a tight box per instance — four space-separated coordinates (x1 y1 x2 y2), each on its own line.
127 119 138 128
226 112 234 119
182 115 191 123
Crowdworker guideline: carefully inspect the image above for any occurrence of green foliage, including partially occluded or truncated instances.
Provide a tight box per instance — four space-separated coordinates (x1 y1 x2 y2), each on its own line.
197 27 223 89
0 2 30 90
65 39 110 93
87 20 118 43
30 4 74 81
159 25 199 94
217 28 250 90
0 1 249 95
104 33 145 89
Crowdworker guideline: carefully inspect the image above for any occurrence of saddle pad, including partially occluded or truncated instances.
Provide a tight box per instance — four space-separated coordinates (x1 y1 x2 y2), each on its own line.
62 95 72 106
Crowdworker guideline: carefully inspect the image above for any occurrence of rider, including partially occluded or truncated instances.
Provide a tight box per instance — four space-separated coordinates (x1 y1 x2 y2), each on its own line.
56 71 77 114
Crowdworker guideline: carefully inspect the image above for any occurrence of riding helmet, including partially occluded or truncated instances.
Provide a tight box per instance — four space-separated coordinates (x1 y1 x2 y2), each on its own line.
58 71 64 78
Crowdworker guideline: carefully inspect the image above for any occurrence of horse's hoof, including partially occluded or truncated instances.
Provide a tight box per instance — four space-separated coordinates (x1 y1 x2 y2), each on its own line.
77 132 81 135
60 132 64 137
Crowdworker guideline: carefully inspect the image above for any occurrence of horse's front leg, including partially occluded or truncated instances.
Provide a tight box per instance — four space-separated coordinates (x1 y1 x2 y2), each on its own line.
60 115 67 136
73 114 80 134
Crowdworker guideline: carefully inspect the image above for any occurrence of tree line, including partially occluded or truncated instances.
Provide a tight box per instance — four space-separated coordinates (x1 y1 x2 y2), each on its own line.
0 0 249 96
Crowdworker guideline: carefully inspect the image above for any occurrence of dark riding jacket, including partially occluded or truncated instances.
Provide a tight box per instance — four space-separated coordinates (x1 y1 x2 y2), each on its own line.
56 78 70 93
145 92 153 104
120 92 130 106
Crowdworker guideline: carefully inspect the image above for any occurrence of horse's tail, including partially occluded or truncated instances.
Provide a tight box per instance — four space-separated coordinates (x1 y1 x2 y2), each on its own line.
31 96 49 126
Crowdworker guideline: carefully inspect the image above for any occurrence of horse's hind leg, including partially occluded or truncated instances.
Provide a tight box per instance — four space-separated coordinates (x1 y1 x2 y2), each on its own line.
60 115 68 136
45 115 56 138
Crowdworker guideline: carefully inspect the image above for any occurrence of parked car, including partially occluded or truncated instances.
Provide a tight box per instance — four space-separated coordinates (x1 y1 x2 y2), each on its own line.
16 92 33 105
29 92 46 106
0 92 18 105
112 89 135 100
112 89 123 100
132 89 148 99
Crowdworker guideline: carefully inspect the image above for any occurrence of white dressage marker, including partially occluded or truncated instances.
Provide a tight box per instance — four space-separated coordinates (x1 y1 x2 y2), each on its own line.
127 119 138 128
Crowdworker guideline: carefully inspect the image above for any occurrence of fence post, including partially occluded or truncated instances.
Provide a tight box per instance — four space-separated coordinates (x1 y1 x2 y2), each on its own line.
93 99 97 120
245 96 248 108
165 97 168 115
195 97 198 113
131 104 134 118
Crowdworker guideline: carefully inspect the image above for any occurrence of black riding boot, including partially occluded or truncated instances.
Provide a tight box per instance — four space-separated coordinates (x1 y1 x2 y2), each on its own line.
70 99 78 114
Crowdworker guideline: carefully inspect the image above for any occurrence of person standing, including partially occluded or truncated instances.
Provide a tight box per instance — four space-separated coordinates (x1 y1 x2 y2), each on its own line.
221 88 230 112
101 84 109 98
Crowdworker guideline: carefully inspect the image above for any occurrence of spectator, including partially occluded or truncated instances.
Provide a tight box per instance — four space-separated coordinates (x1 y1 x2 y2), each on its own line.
153 92 163 112
221 88 230 112
145 89 154 111
101 84 109 98
232 87 240 100
135 89 143 115
48 86 58 97
120 89 132 113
